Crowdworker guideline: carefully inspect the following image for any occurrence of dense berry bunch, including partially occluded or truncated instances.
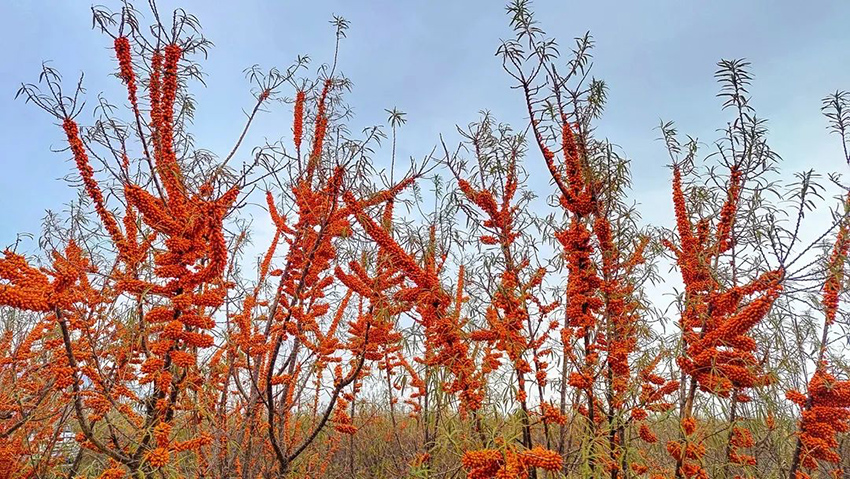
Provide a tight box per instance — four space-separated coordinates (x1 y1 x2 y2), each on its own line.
462 445 562 479
787 368 850 475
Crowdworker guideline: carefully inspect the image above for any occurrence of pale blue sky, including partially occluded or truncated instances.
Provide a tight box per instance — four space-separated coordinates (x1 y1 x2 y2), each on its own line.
2 1 849 247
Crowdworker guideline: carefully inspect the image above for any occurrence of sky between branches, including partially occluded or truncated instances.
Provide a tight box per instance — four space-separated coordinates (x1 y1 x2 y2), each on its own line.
1 0 849 248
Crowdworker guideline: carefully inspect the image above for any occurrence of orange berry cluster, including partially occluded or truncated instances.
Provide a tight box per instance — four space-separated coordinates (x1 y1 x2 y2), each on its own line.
667 165 783 398
787 367 850 474
462 445 562 479
666 418 708 479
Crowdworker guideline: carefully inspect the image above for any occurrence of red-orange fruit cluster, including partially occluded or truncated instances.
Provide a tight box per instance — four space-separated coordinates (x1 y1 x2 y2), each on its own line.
462 445 562 479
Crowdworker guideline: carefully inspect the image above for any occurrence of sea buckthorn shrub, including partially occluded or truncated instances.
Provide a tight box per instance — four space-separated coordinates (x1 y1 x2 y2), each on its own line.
2 1 850 478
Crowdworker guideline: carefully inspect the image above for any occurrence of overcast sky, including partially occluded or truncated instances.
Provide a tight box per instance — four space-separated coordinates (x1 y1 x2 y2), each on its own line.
2 0 849 248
